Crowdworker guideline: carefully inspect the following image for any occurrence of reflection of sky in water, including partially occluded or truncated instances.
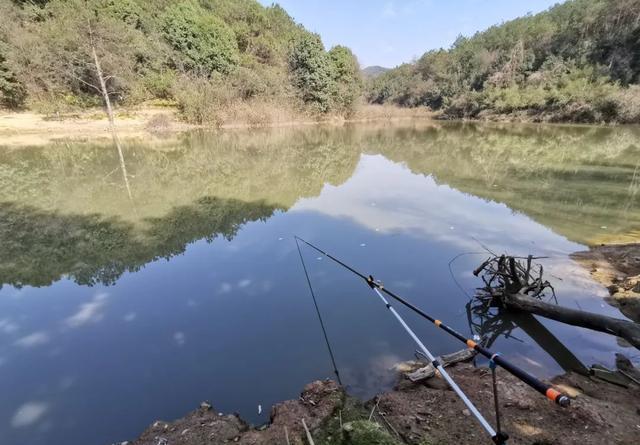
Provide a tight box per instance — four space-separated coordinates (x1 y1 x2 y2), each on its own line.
0 153 635 445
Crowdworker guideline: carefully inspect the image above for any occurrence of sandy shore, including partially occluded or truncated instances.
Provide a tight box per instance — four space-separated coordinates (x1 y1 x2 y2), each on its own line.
0 105 433 147
0 107 194 147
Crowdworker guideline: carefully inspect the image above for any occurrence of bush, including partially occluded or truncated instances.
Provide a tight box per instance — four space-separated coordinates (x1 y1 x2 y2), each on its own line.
288 33 336 112
0 53 26 109
162 1 239 76
328 45 362 115
143 70 177 100
172 74 233 125
613 85 640 124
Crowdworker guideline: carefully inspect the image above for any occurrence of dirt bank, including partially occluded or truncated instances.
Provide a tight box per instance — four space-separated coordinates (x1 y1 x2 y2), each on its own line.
0 105 432 147
571 243 640 323
127 359 640 445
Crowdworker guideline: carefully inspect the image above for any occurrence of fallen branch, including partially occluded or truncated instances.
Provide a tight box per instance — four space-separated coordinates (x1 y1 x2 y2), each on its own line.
406 348 477 382
475 255 640 350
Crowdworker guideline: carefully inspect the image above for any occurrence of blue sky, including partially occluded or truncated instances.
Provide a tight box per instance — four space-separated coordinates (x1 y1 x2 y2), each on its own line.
258 0 562 68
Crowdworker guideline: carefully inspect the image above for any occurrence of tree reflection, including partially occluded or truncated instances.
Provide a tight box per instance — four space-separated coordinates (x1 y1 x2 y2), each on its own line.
0 197 279 288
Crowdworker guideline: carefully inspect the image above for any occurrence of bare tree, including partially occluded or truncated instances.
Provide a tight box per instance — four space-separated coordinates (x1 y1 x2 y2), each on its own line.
85 19 133 201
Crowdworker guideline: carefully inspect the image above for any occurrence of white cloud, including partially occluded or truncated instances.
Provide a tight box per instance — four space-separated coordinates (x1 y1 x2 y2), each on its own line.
0 318 19 334
238 279 251 288
65 293 108 328
218 282 232 294
14 331 50 348
123 312 137 322
174 332 186 346
11 402 49 428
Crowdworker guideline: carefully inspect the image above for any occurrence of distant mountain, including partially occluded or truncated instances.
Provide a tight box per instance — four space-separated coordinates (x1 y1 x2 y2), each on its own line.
362 66 390 79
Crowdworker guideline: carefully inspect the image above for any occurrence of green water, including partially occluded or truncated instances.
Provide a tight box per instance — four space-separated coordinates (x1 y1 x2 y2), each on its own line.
0 121 638 445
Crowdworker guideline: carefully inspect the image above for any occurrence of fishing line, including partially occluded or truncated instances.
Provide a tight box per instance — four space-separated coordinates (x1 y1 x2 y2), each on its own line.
294 236 570 408
294 237 342 386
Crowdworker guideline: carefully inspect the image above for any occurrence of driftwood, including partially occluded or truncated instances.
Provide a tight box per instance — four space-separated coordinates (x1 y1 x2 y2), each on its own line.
406 348 477 382
475 255 640 350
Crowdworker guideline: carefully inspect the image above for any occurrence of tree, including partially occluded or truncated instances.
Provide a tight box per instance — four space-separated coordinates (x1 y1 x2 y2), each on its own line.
162 1 239 76
288 33 336 112
328 45 362 115
0 45 26 109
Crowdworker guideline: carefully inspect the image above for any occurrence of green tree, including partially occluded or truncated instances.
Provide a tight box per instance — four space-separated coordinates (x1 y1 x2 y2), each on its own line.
328 45 362 115
162 1 239 76
288 33 336 112
0 47 26 109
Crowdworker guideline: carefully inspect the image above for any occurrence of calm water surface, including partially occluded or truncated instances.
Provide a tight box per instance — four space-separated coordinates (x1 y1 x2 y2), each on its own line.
0 122 639 445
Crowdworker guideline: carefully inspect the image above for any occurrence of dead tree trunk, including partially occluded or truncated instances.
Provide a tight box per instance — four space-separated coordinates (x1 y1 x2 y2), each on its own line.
475 254 640 350
504 291 640 349
88 23 133 201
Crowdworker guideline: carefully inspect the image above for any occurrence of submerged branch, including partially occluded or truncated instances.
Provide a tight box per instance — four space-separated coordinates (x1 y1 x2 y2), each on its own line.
474 254 640 350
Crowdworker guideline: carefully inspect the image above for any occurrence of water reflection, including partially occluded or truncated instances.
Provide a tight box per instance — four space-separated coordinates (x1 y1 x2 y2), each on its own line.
0 122 638 445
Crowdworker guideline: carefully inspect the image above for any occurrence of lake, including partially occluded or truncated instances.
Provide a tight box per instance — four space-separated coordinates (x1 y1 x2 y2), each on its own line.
0 121 638 445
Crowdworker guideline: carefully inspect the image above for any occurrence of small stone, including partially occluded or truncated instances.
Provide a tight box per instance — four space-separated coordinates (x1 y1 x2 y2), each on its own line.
462 409 471 417
200 401 212 411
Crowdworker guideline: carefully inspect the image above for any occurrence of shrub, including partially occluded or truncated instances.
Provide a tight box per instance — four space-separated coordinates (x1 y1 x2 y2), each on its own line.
143 70 176 100
172 74 232 125
0 52 26 109
328 45 362 116
162 1 239 76
613 85 640 124
288 33 336 112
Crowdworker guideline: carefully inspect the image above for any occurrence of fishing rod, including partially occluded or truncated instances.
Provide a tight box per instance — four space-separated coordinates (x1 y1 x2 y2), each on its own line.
295 237 507 444
294 236 570 408
369 284 505 443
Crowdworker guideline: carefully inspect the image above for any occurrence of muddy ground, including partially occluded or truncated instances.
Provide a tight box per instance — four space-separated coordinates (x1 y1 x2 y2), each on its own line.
128 359 640 445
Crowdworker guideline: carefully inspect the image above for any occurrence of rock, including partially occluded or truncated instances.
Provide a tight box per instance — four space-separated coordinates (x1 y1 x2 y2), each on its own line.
462 409 471 417
200 401 212 411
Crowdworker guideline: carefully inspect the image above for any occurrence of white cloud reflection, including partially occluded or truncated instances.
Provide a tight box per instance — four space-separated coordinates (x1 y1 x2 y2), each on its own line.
11 402 49 428
14 331 50 348
292 154 582 256
64 293 108 328
0 318 19 334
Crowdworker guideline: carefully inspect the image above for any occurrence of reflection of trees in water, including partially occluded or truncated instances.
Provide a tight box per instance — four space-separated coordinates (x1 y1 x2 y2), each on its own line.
375 122 640 244
0 197 279 288
1 122 639 286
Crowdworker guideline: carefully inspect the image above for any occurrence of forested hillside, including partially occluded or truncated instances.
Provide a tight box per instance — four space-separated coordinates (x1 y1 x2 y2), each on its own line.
0 0 362 122
367 0 640 123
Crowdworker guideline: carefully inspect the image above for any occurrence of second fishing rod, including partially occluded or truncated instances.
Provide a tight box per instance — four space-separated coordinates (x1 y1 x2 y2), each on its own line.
294 236 570 408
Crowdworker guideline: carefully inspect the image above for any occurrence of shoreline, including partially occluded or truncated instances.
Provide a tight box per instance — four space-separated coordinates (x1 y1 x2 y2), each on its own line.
0 105 434 148
4 105 638 149
128 361 640 445
571 243 640 323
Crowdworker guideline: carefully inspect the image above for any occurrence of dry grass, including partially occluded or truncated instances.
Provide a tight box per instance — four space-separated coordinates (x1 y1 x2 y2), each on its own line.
350 104 433 121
